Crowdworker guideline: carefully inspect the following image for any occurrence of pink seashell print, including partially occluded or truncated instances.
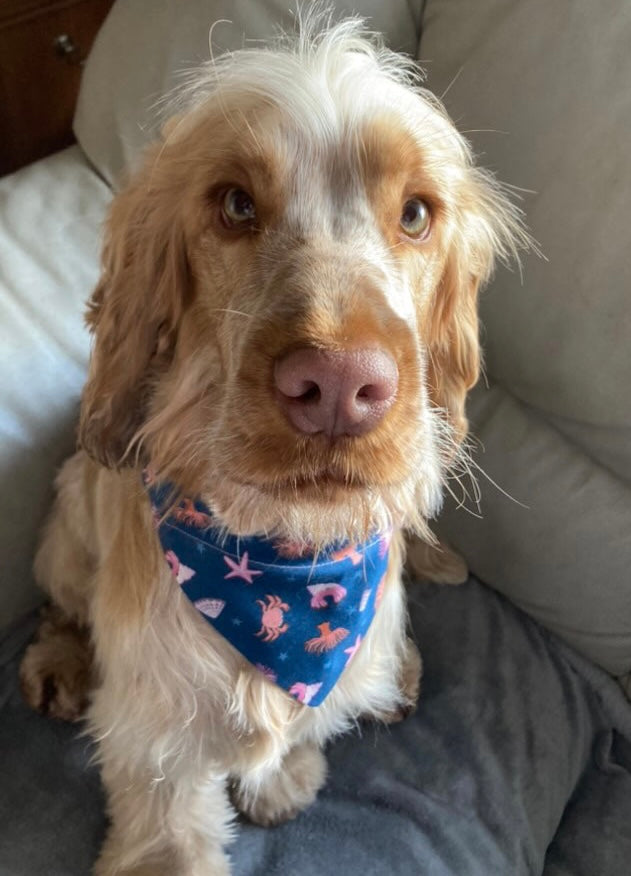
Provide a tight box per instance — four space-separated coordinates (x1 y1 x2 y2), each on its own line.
194 598 225 619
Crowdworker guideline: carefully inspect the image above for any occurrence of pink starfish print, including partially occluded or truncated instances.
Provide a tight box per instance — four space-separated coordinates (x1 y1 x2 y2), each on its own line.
223 551 262 584
344 635 362 665
332 545 363 565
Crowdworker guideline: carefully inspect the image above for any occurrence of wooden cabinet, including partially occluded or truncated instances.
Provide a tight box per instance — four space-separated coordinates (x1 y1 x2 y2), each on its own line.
0 0 115 175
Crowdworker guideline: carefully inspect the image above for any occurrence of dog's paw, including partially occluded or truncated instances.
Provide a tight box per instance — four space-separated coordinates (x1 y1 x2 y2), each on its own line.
19 610 92 721
376 636 422 725
405 534 468 585
233 743 327 827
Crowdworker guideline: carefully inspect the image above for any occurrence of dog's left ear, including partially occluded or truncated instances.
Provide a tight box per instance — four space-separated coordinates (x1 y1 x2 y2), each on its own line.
425 169 528 447
79 145 193 468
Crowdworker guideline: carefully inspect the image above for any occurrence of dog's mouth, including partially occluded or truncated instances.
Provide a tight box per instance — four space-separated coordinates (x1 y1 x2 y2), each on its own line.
260 468 366 496
233 464 369 499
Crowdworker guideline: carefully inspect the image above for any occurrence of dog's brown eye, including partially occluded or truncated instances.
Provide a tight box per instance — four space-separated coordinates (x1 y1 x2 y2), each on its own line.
400 198 431 238
222 188 256 226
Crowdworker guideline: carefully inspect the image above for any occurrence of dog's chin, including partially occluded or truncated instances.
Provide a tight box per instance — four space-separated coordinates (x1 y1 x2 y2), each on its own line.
203 467 438 548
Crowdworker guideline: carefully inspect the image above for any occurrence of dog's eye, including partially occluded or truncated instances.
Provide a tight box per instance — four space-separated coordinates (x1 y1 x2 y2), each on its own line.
221 188 256 226
400 198 431 238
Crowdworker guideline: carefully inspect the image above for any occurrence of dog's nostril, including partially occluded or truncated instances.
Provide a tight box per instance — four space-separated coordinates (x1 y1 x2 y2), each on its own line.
299 382 321 403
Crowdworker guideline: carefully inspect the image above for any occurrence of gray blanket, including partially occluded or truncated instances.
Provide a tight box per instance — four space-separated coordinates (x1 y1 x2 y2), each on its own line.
2 578 630 875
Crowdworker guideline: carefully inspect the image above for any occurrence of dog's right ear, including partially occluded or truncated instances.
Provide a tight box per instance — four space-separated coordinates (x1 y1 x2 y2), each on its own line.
79 149 193 468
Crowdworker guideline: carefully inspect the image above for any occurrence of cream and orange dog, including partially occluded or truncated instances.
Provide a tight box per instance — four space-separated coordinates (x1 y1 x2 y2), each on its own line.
20 17 527 875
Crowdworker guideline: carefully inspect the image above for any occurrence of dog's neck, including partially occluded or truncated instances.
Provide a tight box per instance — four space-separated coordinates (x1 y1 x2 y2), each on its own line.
145 478 391 707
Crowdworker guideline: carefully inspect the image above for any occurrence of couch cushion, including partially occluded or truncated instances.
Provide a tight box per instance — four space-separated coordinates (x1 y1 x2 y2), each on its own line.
420 1 631 674
74 0 424 188
0 146 112 627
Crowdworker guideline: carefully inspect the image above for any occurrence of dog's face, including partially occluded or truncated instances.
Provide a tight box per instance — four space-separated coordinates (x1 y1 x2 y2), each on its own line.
80 26 525 545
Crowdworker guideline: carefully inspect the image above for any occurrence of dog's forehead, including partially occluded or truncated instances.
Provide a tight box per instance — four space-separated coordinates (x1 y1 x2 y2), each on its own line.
236 103 438 229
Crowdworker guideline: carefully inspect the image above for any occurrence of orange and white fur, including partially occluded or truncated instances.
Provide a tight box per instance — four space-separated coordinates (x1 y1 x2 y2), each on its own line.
20 18 527 876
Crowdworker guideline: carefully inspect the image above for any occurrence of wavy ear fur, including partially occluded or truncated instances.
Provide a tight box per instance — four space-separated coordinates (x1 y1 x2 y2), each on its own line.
426 167 529 446
79 150 194 468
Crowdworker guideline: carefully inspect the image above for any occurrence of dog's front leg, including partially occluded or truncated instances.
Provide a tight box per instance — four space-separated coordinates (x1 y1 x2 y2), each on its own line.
94 756 234 876
232 741 327 827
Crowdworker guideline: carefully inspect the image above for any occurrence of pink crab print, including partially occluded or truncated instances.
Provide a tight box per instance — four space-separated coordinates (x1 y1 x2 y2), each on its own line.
307 583 347 609
304 622 349 654
173 498 213 529
255 595 290 642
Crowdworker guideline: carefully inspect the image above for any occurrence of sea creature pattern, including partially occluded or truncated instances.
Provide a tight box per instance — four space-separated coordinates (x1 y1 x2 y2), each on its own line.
307 582 347 608
305 622 349 654
289 682 323 705
147 478 390 707
256 595 290 642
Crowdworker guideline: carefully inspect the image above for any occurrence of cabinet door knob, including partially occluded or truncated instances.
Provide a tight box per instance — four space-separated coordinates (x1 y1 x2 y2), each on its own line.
53 34 83 66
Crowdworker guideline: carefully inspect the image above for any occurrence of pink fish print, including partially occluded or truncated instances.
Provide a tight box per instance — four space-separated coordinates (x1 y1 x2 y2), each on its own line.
307 583 347 609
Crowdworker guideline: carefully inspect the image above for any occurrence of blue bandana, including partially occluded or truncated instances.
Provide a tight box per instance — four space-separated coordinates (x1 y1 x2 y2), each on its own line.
146 480 391 707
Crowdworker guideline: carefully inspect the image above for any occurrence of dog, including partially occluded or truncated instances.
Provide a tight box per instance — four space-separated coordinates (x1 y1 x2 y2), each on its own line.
19 16 528 875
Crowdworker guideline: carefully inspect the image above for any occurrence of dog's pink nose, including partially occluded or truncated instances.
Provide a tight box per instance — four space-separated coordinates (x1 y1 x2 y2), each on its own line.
274 347 398 437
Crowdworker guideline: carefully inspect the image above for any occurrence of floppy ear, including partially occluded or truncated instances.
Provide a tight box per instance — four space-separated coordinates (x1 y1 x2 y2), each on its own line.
426 168 528 447
426 249 483 447
79 150 193 468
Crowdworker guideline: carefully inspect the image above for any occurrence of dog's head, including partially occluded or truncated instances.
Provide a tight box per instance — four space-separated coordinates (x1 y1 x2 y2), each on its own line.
79 19 527 545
